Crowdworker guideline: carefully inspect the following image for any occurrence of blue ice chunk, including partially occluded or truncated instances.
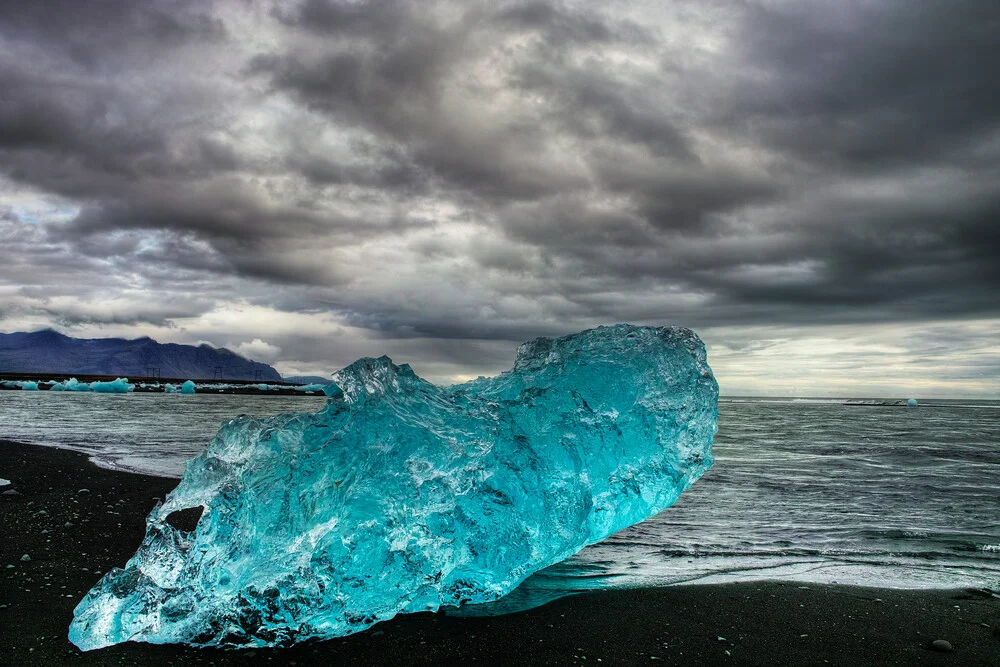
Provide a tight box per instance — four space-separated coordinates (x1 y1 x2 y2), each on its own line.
180 380 196 394
906 398 918 407
256 384 273 391
69 324 717 649
90 378 134 393
164 384 180 394
51 378 92 392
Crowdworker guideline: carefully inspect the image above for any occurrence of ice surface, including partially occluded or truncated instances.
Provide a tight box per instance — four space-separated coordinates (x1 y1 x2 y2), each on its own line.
90 378 135 393
69 324 717 650
180 380 196 394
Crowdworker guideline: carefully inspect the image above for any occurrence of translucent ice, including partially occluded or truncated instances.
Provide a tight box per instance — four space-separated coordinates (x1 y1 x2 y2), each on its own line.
180 380 196 394
90 378 135 393
69 325 717 650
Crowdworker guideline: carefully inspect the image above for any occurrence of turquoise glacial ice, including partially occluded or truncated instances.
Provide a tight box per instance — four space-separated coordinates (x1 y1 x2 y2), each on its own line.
69 324 718 649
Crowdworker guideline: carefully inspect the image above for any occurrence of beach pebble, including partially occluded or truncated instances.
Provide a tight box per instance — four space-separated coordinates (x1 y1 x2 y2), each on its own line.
78 488 90 495
931 639 953 652
63 521 73 528
20 554 31 562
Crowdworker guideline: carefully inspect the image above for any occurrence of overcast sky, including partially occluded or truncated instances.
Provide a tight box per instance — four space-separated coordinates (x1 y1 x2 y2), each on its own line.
1 0 998 396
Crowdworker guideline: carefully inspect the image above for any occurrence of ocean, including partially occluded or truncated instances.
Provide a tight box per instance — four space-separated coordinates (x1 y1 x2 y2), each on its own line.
1 391 997 605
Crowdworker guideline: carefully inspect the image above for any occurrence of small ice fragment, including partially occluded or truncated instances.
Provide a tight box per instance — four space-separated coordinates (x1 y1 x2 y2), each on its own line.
0 478 10 487
906 398 918 407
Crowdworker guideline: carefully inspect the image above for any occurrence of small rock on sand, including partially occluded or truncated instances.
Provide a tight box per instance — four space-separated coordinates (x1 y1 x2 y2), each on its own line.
931 639 953 652
1 489 18 496
78 488 90 495
20 554 30 562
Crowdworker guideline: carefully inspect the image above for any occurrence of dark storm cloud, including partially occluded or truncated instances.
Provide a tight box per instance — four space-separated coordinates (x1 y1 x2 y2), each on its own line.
718 0 1000 170
0 0 998 373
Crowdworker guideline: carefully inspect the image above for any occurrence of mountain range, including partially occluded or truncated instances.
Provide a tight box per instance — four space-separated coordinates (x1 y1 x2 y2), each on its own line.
0 330 283 382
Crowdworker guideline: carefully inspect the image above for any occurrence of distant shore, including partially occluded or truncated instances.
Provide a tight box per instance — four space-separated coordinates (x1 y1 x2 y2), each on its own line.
1 439 997 666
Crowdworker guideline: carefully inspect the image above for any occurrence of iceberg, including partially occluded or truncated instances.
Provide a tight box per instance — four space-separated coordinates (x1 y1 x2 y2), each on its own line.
69 324 717 650
180 380 196 394
90 378 135 393
164 383 180 394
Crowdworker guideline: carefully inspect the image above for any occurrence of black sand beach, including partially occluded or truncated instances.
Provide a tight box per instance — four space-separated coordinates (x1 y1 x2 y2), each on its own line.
1 439 997 666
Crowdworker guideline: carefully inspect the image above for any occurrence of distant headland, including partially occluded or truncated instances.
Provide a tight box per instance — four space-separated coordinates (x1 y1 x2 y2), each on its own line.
0 329 282 382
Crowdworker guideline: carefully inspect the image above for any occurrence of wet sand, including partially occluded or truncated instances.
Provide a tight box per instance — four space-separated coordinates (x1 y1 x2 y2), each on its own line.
1 439 997 666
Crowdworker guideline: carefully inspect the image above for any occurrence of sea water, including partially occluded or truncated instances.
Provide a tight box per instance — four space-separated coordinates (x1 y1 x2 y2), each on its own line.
1 392 997 596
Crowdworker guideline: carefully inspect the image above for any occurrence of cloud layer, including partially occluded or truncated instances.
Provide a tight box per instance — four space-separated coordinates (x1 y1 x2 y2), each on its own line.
1 0 998 394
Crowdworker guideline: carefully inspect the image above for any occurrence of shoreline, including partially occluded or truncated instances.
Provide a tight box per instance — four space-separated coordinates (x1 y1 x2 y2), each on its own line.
2 439 998 665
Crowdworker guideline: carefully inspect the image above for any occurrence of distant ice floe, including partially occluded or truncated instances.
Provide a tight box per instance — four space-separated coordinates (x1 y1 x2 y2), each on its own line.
90 378 135 393
293 383 327 393
50 378 92 392
47 377 134 393
0 380 39 390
